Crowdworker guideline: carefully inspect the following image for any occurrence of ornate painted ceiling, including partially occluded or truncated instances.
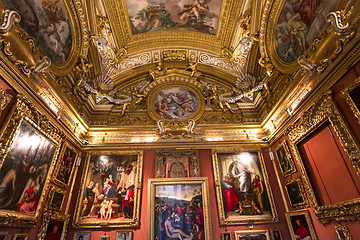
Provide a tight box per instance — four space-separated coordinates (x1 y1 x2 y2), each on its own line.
0 0 359 146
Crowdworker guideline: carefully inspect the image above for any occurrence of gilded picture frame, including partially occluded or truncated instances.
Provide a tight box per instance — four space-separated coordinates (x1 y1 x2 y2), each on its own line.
335 225 352 240
52 141 80 188
73 150 143 228
155 150 200 178
12 234 28 240
284 177 309 210
0 231 8 240
285 209 317 240
221 231 233 240
234 230 270 240
342 76 360 123
37 211 70 240
286 94 360 223
116 231 132 240
147 177 211 240
275 140 296 178
212 149 278 225
100 236 110 240
0 95 62 227
73 232 91 240
45 186 66 213
145 77 205 123
270 229 283 240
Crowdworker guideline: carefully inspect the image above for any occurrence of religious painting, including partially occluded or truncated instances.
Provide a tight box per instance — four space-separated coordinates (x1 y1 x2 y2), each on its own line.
335 225 352 240
274 0 338 62
285 210 317 240
53 142 79 188
73 151 143 228
270 229 283 240
153 87 198 120
0 120 57 217
342 77 360 123
275 140 296 177
73 232 90 240
12 234 28 240
155 150 200 178
116 231 132 240
234 230 269 240
45 186 66 213
0 232 8 240
212 150 278 225
285 177 309 209
126 0 223 35
5 0 73 65
222 231 233 240
147 178 211 240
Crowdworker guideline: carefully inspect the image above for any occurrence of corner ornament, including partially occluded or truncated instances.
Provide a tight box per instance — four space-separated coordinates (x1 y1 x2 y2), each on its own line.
157 119 196 139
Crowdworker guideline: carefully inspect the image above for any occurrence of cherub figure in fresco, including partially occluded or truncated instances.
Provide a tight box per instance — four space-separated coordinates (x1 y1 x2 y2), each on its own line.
146 4 163 29
180 0 210 23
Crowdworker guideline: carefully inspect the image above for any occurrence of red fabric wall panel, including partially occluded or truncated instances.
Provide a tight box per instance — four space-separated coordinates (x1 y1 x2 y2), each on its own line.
298 122 360 205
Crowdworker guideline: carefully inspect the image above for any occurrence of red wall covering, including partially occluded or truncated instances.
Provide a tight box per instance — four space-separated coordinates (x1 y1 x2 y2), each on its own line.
0 76 17 127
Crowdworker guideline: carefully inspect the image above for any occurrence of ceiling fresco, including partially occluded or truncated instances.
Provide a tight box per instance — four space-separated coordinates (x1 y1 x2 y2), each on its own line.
275 0 338 63
5 0 72 65
125 0 223 35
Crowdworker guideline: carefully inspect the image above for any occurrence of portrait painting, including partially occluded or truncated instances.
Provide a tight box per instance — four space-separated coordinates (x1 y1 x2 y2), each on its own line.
275 140 296 177
285 177 308 209
5 0 73 65
155 150 200 178
222 231 233 240
74 151 143 227
54 142 79 187
147 178 211 240
126 0 223 35
270 229 283 240
335 225 352 240
234 230 269 240
0 121 56 216
73 232 90 240
0 231 8 240
12 234 28 240
153 87 198 120
43 220 64 240
274 0 338 62
285 210 317 240
212 150 278 225
116 231 132 240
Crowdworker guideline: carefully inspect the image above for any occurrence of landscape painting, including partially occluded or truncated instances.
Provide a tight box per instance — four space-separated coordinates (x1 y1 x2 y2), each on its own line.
126 0 223 35
154 87 198 120
274 0 338 62
5 0 73 64
0 121 56 216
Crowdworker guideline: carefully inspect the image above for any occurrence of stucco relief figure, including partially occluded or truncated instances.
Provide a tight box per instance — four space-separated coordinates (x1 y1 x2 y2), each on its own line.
204 85 234 113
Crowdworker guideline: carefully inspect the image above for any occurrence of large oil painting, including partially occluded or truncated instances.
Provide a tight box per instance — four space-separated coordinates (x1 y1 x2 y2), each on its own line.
0 121 56 216
147 178 211 240
154 87 198 120
212 150 278 225
5 0 72 65
126 0 222 35
275 0 338 62
74 151 143 227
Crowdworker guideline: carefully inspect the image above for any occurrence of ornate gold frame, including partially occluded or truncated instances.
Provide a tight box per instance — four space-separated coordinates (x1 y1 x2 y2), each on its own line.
72 232 91 240
52 141 80 188
221 231 233 240
284 177 309 210
275 140 296 178
0 95 62 227
100 236 109 240
342 76 360 123
116 231 133 240
147 177 211 240
285 209 317 240
45 186 67 213
212 149 278 225
285 93 360 223
73 150 143 228
0 231 8 239
37 211 70 240
234 230 270 240
145 76 205 123
270 229 283 240
13 234 28 240
335 225 352 240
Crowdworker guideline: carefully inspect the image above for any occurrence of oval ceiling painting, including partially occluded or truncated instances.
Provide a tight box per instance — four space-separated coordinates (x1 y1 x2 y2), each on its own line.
275 0 338 63
6 0 72 65
154 87 198 120
126 0 223 35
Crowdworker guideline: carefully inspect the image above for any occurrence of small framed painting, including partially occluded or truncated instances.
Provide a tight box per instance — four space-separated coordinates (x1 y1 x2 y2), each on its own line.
270 229 283 240
0 231 8 240
116 231 132 240
12 234 28 240
275 140 296 177
37 211 70 240
234 230 269 240
284 177 309 209
222 231 233 240
45 186 66 213
335 225 352 240
100 236 110 240
342 77 360 123
73 232 90 240
285 210 317 240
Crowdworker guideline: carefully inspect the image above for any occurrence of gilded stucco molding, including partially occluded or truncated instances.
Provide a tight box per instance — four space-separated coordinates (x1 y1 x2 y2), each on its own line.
0 86 11 114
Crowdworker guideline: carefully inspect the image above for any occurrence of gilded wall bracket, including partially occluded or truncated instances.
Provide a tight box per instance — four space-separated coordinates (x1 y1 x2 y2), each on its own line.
157 119 196 139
